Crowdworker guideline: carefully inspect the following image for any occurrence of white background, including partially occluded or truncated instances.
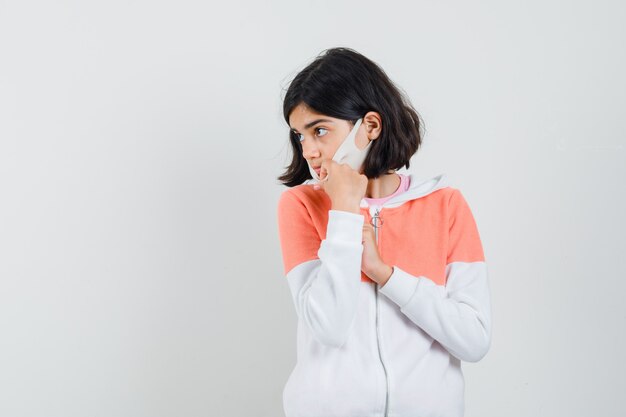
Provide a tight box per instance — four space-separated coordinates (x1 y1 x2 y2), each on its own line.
1 0 625 416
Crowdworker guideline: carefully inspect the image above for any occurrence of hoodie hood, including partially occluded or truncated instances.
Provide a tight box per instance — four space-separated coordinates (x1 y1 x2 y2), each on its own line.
304 171 450 209
372 172 449 208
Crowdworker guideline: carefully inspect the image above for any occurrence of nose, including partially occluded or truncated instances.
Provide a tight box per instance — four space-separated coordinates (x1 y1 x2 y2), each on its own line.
301 137 320 160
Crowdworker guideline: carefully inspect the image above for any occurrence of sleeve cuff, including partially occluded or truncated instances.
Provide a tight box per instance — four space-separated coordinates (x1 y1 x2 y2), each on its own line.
379 265 421 307
326 210 365 242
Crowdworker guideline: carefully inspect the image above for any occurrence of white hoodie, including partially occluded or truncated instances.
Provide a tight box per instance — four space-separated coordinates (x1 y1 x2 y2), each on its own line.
276 172 492 417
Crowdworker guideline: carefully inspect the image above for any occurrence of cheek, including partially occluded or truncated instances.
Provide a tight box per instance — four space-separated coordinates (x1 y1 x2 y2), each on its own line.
314 143 336 158
327 144 339 157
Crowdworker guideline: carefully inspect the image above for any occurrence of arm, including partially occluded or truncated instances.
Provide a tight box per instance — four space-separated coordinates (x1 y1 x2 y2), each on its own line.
277 190 364 348
379 189 492 362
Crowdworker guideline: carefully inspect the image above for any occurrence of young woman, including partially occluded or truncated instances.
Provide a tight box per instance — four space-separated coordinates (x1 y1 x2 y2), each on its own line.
276 47 492 417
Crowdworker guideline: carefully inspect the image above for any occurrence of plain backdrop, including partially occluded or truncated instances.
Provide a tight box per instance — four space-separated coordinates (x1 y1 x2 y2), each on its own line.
1 0 625 416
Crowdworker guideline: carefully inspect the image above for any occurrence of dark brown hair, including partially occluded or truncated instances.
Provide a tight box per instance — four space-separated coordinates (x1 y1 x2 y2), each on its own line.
278 47 425 187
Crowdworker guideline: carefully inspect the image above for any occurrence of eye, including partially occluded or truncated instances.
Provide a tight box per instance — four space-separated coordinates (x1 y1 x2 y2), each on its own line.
293 127 328 143
292 131 304 142
315 127 328 137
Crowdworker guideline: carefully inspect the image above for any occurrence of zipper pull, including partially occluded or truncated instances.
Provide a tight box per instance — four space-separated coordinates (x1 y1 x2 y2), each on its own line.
371 208 384 229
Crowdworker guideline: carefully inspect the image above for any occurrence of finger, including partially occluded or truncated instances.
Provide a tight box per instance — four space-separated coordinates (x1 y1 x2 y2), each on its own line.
319 166 329 181
320 159 333 177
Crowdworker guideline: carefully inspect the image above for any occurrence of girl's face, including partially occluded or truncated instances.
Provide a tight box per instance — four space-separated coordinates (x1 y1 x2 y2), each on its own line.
288 103 377 174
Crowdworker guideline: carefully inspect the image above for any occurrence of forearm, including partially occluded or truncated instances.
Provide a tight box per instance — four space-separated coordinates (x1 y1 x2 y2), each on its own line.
289 210 365 347
379 263 492 362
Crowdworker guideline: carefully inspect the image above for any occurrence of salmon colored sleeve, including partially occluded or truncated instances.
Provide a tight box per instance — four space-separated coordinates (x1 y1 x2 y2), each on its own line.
277 188 366 348
379 188 492 362
446 188 485 264
277 189 322 276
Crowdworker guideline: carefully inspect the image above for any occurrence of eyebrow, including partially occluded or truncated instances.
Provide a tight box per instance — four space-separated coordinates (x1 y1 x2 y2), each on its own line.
290 119 334 133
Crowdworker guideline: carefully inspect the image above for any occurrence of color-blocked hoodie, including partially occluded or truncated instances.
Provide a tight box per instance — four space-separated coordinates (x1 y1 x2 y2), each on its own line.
276 172 492 417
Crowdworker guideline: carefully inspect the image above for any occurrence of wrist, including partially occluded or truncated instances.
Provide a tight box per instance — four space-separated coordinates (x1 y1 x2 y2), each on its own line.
371 263 394 286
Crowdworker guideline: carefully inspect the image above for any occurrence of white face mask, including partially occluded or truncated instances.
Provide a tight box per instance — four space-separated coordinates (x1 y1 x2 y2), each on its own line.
308 118 372 181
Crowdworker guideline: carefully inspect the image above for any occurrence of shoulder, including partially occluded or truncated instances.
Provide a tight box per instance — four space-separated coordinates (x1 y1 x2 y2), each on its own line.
424 184 466 206
277 184 331 213
410 185 460 210
441 186 482 233
444 186 473 209
419 186 472 220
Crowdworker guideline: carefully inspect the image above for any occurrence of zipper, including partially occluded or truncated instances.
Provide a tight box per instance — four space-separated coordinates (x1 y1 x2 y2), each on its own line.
370 205 389 417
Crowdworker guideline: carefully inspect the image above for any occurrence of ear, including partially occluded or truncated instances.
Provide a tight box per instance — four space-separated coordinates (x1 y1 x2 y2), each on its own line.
363 111 382 140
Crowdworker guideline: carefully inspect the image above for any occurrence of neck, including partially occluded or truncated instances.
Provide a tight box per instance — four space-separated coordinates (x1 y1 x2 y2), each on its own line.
365 171 400 199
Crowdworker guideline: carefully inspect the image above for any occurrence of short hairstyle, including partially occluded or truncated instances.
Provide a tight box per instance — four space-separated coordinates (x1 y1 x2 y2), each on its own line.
278 47 425 187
